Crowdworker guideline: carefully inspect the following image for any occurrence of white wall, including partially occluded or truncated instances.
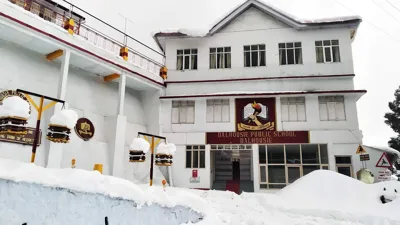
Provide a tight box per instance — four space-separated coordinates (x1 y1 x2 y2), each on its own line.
0 39 148 180
163 6 355 82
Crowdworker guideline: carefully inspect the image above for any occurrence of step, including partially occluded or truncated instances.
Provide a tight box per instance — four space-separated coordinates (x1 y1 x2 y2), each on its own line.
215 171 232 176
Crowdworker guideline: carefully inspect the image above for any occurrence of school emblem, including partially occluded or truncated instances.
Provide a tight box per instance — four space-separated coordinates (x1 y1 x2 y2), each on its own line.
236 98 276 131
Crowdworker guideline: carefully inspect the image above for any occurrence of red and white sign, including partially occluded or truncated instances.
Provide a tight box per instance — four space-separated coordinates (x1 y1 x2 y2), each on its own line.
192 169 198 178
375 152 392 168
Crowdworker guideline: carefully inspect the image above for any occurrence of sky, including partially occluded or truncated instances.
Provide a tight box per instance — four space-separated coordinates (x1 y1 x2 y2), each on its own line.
65 0 400 147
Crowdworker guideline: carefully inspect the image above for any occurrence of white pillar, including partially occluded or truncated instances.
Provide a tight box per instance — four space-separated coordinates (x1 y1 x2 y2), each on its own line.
47 50 71 169
117 73 126 115
252 144 260 192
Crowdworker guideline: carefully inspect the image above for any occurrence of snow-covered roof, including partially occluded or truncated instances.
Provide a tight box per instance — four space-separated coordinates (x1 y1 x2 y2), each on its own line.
153 0 362 43
363 145 400 158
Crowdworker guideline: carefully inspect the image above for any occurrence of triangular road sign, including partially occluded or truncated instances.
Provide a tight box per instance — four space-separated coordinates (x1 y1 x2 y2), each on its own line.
356 145 367 154
375 152 392 168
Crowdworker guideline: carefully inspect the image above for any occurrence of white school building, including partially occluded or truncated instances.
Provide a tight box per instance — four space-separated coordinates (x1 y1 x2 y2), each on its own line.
0 0 398 192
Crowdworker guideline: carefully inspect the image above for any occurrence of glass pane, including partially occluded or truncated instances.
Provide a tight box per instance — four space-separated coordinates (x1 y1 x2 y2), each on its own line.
295 42 301 47
244 52 251 67
259 51 266 66
324 47 332 62
191 55 198 70
251 51 258 67
285 145 301 164
335 156 351 164
268 166 285 183
315 41 322 46
331 40 339 45
244 46 250 51
260 165 267 182
260 184 268 189
251 45 258 50
259 45 266 50
184 55 190 69
320 144 329 164
186 151 192 168
210 48 216 53
267 145 284 164
193 151 199 168
323 40 331 46
177 50 183 54
199 151 205 168
279 49 286 65
278 43 285 48
316 47 324 63
301 144 319 164
295 48 303 64
337 167 352 177
287 43 294 48
288 167 301 183
259 145 266 164
303 165 320 176
184 49 190 54
322 166 329 170
269 184 286 189
191 49 197 54
225 47 231 52
332 46 340 62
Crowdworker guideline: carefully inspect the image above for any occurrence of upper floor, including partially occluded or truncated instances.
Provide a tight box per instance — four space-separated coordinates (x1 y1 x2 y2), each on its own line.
154 0 361 82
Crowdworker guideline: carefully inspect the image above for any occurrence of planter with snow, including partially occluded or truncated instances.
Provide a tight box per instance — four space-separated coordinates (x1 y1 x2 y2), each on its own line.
47 109 78 143
155 143 176 166
129 137 150 162
0 96 30 135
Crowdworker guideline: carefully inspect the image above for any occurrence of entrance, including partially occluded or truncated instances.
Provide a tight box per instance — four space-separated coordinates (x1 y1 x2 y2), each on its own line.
211 145 253 194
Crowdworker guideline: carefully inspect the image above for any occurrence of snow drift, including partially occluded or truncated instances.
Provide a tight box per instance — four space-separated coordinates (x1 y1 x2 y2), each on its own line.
0 96 30 118
0 158 204 225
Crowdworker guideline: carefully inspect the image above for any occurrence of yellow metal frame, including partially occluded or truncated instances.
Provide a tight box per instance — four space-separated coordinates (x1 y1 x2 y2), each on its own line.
140 134 164 186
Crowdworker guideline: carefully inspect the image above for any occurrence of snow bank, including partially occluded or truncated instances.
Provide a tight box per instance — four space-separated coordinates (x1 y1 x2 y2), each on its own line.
157 143 177 155
130 137 150 153
277 170 400 220
0 96 30 118
49 109 78 129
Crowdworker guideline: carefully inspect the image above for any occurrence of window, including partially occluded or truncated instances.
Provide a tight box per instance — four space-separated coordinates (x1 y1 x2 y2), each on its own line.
244 44 266 67
186 145 206 168
318 96 346 121
279 42 303 65
315 40 340 63
206 99 230 123
281 97 306 122
177 49 198 70
259 144 329 189
335 156 353 177
210 47 231 69
171 100 195 124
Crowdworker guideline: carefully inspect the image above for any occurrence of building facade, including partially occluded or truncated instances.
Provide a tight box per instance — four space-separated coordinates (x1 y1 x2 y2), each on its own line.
154 0 370 192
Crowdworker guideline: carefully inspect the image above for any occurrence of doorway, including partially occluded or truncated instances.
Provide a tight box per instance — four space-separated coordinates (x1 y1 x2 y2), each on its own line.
232 159 240 181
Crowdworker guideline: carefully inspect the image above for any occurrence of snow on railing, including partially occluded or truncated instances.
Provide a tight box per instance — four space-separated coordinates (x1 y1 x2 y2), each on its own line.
7 0 165 78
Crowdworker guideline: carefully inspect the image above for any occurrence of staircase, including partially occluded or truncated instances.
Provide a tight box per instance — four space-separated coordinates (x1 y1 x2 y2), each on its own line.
215 151 232 181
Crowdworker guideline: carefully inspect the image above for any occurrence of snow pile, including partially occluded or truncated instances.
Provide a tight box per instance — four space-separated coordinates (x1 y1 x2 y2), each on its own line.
49 109 78 129
130 137 150 153
156 143 177 155
0 96 30 118
277 170 400 220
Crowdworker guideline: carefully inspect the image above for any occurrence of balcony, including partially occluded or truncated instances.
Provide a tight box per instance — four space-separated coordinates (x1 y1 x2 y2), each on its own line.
1 0 165 90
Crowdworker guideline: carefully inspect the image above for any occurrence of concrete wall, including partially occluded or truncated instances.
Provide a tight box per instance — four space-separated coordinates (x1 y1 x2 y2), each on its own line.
0 39 148 180
163 6 355 82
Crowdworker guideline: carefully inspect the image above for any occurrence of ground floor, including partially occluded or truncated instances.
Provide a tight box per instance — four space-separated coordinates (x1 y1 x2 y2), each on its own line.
167 131 400 193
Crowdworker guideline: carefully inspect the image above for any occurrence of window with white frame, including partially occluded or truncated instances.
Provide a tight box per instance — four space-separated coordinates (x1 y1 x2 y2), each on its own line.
177 49 198 70
171 100 195 124
279 42 303 65
318 96 346 121
206 99 230 123
315 40 341 63
186 145 206 168
210 47 231 69
281 97 306 122
259 144 329 189
335 156 353 177
244 44 266 67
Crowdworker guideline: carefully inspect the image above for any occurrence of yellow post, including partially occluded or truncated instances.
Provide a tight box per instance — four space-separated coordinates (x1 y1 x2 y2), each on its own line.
71 159 76 168
149 136 155 186
30 96 44 163
93 164 103 174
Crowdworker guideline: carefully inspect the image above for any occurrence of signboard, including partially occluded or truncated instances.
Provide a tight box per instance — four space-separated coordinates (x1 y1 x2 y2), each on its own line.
0 127 41 146
206 131 309 144
377 169 392 181
235 98 276 131
192 169 198 178
356 145 367 154
74 118 95 141
375 152 392 168
360 154 370 161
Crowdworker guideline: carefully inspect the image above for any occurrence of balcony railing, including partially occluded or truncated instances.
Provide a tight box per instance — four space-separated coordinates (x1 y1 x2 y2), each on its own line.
7 0 165 77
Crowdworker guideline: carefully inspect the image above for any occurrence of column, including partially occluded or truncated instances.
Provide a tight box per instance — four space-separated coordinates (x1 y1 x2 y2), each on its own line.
110 74 127 178
47 49 71 169
252 144 260 192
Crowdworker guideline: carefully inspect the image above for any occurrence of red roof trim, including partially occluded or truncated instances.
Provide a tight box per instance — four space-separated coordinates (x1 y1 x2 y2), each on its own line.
165 74 355 84
160 90 367 99
0 12 165 87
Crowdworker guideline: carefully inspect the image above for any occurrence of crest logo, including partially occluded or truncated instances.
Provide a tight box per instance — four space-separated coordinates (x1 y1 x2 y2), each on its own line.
236 98 275 131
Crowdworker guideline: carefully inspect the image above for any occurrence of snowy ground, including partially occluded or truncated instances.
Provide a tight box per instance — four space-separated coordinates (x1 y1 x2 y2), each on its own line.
0 158 399 225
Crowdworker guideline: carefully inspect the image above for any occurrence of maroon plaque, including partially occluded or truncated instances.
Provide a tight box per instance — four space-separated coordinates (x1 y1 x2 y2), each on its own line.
74 118 95 141
0 127 41 146
235 98 276 131
206 131 309 144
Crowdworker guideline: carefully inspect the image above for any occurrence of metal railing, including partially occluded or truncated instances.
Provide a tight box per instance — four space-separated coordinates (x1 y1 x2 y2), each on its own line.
7 0 165 77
